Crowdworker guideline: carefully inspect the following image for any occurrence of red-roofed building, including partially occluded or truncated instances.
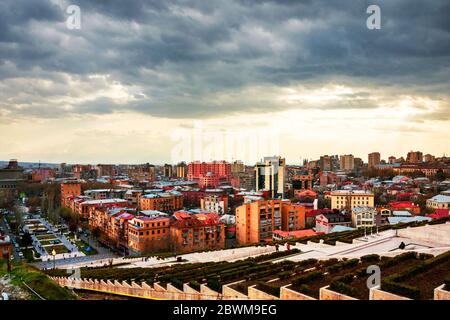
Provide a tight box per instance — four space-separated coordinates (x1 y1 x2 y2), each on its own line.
306 209 333 228
426 209 449 219
89 207 135 252
389 201 420 215
170 212 225 253
127 215 171 253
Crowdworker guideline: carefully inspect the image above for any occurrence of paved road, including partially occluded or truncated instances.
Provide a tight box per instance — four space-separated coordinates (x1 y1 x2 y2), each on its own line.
1 213 22 261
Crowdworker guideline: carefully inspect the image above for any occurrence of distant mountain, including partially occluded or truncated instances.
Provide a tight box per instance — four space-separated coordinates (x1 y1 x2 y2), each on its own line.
0 160 60 169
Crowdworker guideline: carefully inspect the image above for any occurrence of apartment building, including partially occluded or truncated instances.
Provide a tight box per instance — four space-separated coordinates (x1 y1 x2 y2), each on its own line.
330 190 374 210
281 202 306 231
255 156 286 198
340 154 355 171
127 215 171 253
139 191 184 212
169 211 225 253
351 206 377 229
60 181 81 207
235 199 283 245
368 152 381 169
200 194 228 215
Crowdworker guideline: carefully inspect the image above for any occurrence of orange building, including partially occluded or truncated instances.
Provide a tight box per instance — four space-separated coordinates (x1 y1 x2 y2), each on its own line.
169 211 225 253
235 199 283 245
127 216 171 253
281 202 306 231
89 207 134 251
61 181 81 207
139 192 183 212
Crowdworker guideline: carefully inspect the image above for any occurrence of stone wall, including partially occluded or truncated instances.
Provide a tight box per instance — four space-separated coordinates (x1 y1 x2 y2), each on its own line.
320 286 357 300
434 284 450 300
280 285 316 300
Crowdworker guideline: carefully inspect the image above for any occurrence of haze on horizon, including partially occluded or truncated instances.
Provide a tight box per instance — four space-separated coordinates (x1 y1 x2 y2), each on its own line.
1 0 449 165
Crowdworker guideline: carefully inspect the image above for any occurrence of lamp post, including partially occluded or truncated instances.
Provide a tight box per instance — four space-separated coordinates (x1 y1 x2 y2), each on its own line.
52 248 56 269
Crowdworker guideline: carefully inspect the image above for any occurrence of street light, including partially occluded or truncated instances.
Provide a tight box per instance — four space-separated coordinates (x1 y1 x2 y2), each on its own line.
51 248 56 269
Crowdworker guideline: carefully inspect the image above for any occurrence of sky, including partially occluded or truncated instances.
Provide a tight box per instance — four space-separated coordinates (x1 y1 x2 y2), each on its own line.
0 0 449 165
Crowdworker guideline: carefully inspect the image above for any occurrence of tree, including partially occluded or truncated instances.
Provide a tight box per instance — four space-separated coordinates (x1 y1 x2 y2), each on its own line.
21 231 33 247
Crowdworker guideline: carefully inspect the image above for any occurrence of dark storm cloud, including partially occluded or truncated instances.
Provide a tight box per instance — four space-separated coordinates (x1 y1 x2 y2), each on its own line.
0 0 449 119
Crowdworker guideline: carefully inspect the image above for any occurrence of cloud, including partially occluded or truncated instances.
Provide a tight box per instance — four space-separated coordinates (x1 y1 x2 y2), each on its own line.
0 0 448 123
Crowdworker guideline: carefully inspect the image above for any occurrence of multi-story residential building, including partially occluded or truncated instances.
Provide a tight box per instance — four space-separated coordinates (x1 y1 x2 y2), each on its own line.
231 160 245 174
281 202 306 231
231 171 255 190
198 172 220 189
424 154 435 163
187 161 231 181
407 151 423 163
393 163 450 177
170 211 225 253
200 195 228 215
163 164 173 178
127 215 171 253
351 206 377 229
339 154 355 171
139 191 184 212
315 213 352 234
426 195 450 210
89 207 134 252
319 155 332 171
368 152 381 169
235 199 282 245
330 190 374 210
60 181 81 207
75 198 129 218
255 156 286 198
97 164 117 177
291 172 313 193
388 156 397 164
31 168 55 182
174 162 187 178
84 189 125 200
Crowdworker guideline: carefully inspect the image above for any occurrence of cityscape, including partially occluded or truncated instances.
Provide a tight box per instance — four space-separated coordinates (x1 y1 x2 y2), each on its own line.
0 0 449 310
0 152 449 301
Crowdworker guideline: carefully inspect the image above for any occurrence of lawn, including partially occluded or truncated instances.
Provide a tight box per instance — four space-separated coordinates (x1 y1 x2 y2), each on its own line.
0 259 78 300
45 245 71 255
39 239 61 246
36 234 57 240
76 240 98 256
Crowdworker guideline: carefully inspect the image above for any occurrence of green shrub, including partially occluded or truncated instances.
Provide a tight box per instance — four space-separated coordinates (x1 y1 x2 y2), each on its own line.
329 281 357 297
189 280 201 291
332 274 354 284
257 281 280 297
417 253 433 260
327 264 342 273
207 278 221 292
360 254 380 263
342 258 359 269
292 271 323 286
381 280 420 299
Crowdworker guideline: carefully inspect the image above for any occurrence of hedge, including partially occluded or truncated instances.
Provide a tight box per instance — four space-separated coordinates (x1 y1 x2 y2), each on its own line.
188 280 201 291
257 281 280 297
329 281 357 297
207 277 222 292
360 254 380 263
292 271 323 286
381 280 420 299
